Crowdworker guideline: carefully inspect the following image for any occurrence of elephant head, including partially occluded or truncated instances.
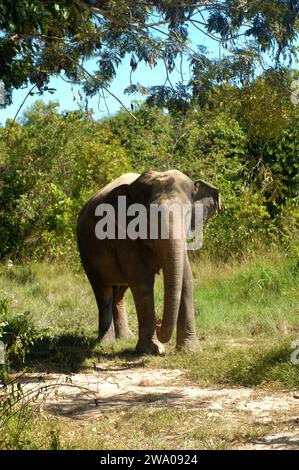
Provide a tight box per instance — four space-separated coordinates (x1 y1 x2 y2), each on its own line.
190 179 225 232
124 170 224 344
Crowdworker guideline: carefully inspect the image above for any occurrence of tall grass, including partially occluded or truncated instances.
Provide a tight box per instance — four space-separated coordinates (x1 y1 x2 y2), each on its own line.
152 250 299 338
0 249 298 340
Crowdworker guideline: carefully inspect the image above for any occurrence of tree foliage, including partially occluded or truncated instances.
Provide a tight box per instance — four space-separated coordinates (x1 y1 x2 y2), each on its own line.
0 66 298 261
0 1 299 109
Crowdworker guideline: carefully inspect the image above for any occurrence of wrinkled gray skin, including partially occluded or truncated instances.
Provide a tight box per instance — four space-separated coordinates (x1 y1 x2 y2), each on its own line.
77 170 224 355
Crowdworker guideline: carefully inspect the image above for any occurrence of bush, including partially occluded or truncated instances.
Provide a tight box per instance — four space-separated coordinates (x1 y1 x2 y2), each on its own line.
0 297 43 366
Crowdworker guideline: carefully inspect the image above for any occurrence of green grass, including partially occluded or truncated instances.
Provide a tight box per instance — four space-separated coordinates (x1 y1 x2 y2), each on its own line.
0 407 283 450
145 340 299 389
192 250 299 337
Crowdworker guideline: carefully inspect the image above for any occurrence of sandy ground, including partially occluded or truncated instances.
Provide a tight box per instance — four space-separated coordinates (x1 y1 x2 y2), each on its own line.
16 363 299 450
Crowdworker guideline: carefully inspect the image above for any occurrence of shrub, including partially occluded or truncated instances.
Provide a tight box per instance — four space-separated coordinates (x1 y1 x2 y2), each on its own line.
0 297 43 366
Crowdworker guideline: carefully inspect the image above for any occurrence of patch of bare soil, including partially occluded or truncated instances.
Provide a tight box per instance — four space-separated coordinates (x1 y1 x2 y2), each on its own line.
18 364 299 450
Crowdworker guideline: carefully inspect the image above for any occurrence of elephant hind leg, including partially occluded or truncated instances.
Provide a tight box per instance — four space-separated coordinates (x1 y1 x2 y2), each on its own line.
112 286 134 340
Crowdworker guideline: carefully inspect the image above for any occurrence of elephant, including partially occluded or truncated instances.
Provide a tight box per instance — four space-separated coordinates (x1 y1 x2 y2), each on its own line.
77 170 224 355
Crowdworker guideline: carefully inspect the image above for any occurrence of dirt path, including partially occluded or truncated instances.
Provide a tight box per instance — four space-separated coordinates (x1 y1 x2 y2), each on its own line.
19 363 299 450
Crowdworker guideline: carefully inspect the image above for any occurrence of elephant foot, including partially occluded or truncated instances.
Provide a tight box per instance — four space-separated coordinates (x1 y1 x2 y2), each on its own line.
116 328 135 340
98 327 115 343
135 338 165 356
176 337 202 353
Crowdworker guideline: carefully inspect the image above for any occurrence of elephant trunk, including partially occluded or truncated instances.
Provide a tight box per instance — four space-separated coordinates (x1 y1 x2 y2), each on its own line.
157 215 185 343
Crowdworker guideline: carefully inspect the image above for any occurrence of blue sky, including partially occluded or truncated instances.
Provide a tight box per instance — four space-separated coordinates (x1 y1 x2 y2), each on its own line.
1 55 185 125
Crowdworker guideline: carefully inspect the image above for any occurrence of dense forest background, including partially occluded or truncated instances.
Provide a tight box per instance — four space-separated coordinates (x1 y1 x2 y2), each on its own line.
0 69 298 262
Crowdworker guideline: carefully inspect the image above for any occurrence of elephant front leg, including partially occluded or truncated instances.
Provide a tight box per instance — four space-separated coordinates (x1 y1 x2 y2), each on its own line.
83 265 115 342
113 286 134 339
176 257 200 352
131 283 165 356
91 286 115 342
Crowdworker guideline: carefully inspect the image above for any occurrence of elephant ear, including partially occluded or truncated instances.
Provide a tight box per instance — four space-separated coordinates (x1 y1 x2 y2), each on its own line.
193 180 224 215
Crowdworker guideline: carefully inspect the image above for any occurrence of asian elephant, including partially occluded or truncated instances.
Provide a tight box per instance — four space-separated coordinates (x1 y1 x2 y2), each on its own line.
77 170 224 355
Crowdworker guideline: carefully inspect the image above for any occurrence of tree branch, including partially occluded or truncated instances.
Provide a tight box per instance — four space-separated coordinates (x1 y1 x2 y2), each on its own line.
63 51 138 120
73 0 116 23
6 85 37 140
